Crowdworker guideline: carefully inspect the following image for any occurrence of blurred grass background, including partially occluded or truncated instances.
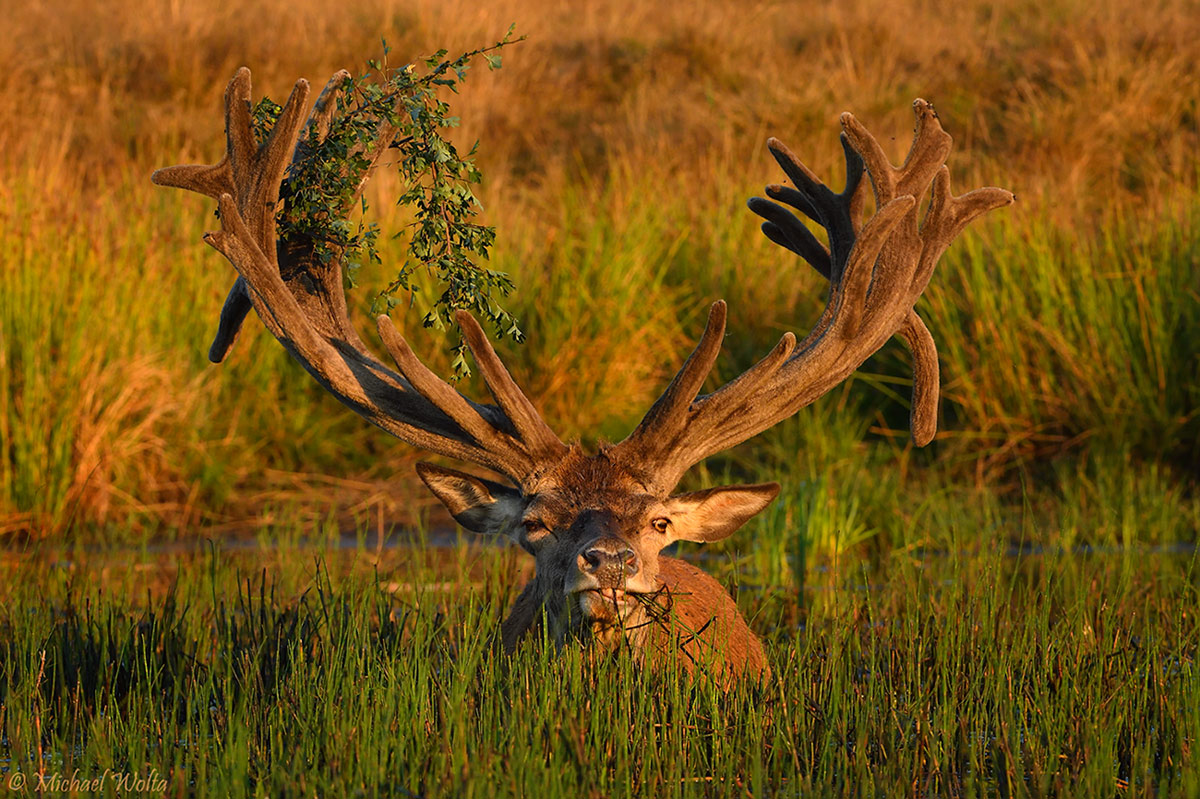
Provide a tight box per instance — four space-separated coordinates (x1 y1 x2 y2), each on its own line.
0 0 1197 545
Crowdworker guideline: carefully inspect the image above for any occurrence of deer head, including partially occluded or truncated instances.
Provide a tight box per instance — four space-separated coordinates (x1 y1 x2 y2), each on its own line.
153 67 1013 684
416 449 779 670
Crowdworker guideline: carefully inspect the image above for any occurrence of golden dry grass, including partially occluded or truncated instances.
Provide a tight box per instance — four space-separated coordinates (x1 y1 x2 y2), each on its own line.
6 0 1196 199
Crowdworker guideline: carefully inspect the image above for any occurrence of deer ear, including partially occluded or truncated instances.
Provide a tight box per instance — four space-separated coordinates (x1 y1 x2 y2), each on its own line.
662 482 780 544
416 463 525 536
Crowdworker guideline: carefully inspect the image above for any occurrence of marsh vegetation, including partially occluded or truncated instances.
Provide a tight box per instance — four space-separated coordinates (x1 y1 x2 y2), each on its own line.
1 0 1197 794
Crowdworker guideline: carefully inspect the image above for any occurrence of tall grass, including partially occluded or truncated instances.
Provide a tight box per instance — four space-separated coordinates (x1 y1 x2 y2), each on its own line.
1 524 1196 796
8 164 1196 542
930 200 1200 472
1 0 1197 538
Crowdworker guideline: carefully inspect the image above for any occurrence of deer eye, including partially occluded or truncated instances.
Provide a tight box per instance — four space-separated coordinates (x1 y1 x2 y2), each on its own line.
522 519 552 538
650 517 671 534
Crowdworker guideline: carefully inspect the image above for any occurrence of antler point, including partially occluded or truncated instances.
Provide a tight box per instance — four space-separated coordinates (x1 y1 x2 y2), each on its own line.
454 309 484 335
707 300 729 332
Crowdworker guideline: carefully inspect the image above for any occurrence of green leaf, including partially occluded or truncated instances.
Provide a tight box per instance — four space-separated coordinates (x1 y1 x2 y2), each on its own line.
272 32 524 377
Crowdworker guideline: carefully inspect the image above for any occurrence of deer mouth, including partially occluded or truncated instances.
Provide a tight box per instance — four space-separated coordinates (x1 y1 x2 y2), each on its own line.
576 587 641 620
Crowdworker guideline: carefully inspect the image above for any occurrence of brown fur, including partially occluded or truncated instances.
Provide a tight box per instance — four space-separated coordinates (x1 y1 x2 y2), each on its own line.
499 556 769 684
425 448 776 685
620 557 770 684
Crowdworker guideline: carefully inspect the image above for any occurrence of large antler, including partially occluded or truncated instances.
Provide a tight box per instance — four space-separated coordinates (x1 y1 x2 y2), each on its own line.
615 100 1014 494
152 68 566 486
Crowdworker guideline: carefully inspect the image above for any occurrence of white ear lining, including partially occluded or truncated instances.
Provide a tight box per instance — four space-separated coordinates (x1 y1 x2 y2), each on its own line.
416 463 526 536
663 483 780 544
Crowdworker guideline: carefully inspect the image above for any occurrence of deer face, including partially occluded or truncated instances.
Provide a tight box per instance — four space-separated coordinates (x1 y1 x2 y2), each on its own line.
416 448 778 643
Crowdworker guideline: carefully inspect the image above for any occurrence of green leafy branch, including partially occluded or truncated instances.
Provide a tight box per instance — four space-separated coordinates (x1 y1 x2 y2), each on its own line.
250 26 523 376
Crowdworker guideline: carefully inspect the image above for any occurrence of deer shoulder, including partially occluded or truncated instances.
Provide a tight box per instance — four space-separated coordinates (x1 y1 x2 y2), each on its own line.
645 556 771 683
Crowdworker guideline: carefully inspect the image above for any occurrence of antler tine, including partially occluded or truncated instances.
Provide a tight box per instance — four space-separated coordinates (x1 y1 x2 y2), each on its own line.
295 70 352 163
155 69 314 363
204 193 325 355
376 315 538 475
149 70 247 200
841 100 951 208
749 191 832 279
208 70 351 364
749 133 871 346
897 309 939 446
454 311 567 463
853 102 953 318
155 67 567 486
836 194 916 339
749 131 871 282
208 281 254 363
765 137 861 280
246 79 311 256
915 168 1016 291
842 132 871 233
153 68 311 255
657 330 799 456
617 302 727 457
223 68 257 196
616 100 1012 493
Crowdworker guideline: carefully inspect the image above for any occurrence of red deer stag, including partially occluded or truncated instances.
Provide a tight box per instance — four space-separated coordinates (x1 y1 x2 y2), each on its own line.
154 68 1013 684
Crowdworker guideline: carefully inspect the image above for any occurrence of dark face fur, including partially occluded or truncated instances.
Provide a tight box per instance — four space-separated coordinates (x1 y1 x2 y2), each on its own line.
417 446 778 645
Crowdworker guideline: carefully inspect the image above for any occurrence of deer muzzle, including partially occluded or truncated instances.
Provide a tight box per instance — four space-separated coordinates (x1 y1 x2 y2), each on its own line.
578 538 639 587
569 535 649 620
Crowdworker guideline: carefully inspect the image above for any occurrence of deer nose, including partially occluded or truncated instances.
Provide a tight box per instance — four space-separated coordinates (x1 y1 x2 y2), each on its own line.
578 539 639 585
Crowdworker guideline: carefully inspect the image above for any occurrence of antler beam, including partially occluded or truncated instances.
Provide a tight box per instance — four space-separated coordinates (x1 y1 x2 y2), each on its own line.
153 68 566 486
616 100 1014 494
